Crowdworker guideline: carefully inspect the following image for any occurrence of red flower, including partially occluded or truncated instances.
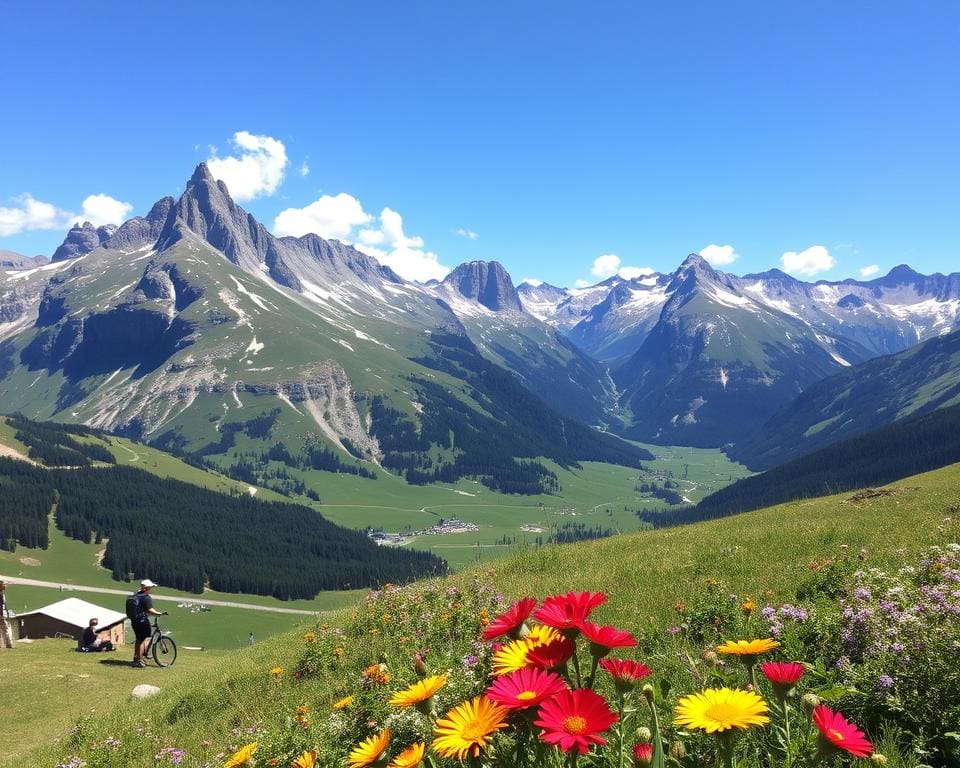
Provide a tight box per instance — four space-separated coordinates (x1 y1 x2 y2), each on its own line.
482 597 538 641
580 621 637 656
534 688 619 754
525 636 576 670
485 667 568 710
599 658 652 692
534 591 607 633
813 704 873 758
760 661 805 686
632 742 654 767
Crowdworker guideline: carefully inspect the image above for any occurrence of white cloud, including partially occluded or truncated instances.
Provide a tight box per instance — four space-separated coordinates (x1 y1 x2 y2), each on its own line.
618 266 656 280
207 131 288 201
521 278 543 286
273 193 448 282
77 194 133 227
574 279 591 288
859 264 880 279
591 253 621 278
454 227 479 240
298 160 310 177
781 245 836 277
0 194 74 236
274 193 372 240
699 243 739 266
360 207 448 283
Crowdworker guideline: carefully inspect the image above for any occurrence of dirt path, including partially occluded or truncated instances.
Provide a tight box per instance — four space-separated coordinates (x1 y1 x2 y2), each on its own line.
0 442 35 464
0 576 319 616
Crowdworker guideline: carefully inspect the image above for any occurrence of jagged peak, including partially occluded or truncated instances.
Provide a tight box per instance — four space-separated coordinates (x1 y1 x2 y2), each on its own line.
189 161 217 186
443 260 523 313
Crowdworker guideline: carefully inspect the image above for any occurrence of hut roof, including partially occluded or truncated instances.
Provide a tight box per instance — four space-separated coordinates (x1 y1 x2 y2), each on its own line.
15 597 127 629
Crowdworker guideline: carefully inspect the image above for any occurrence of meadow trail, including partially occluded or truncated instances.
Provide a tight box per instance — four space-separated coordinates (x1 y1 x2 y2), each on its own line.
0 576 318 615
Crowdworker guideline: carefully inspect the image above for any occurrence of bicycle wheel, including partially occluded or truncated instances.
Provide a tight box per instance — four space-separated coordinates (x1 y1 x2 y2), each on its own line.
152 634 177 667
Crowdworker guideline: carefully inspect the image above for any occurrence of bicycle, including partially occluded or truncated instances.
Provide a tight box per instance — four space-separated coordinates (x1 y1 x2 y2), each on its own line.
147 614 177 667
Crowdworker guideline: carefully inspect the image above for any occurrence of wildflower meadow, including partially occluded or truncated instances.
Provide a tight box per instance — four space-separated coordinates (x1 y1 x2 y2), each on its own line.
49 520 960 768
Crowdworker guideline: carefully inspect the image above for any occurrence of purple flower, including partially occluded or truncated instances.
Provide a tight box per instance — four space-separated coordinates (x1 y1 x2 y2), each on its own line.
666 626 681 635
462 654 479 668
760 606 776 620
877 675 895 690
853 586 872 601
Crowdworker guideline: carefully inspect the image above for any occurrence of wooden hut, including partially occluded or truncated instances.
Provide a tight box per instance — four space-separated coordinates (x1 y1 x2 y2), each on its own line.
13 597 126 646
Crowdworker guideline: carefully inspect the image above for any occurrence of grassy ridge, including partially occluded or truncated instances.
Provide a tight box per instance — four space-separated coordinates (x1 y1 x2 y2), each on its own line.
18 460 960 768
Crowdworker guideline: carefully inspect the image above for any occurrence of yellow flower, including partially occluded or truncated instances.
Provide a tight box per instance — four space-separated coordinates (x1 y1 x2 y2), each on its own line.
432 696 509 760
333 647 344 657
388 742 426 768
389 674 448 708
291 749 317 768
270 666 284 677
491 625 562 675
304 631 316 643
675 688 770 734
333 695 354 710
348 729 391 768
741 599 756 614
715 639 779 657
223 742 257 768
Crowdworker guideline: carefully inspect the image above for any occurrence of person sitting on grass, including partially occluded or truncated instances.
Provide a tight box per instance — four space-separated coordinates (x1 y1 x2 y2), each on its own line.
80 618 113 652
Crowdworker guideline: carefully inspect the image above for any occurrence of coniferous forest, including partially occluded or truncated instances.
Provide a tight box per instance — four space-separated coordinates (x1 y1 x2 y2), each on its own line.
0 442 446 598
645 403 960 528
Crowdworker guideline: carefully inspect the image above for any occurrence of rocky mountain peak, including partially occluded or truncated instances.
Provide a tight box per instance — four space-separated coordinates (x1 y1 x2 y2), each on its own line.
51 221 117 262
668 252 720 293
881 264 922 284
157 163 272 275
103 196 175 252
443 260 523 312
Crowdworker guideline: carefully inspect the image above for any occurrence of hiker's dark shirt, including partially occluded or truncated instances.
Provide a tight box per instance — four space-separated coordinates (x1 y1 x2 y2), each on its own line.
82 626 98 647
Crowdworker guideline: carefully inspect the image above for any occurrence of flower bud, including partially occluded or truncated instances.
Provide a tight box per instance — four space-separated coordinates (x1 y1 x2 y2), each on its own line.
642 684 656 703
669 742 686 760
870 755 887 766
801 693 820 715
635 726 653 742
414 653 428 678
702 650 719 667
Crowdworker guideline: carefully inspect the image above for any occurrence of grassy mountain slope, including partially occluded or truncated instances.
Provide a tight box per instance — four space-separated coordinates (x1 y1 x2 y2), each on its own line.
693 402 960 522
21 460 960 768
731 327 960 469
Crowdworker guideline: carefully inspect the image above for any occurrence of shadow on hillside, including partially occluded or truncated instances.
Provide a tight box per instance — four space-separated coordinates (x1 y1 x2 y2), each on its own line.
96 658 139 667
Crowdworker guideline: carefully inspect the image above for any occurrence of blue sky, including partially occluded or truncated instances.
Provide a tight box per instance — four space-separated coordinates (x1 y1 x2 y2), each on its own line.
2 2 957 286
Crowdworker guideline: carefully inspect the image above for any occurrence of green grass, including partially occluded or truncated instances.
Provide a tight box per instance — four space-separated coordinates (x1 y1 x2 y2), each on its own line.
0 639 227 768
18 460 960 768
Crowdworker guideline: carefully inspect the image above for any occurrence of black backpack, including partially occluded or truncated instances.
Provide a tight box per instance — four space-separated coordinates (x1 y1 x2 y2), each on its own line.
125 592 141 620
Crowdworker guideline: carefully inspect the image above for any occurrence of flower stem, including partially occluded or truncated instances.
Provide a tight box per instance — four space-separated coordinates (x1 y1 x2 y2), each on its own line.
647 692 665 768
717 731 736 768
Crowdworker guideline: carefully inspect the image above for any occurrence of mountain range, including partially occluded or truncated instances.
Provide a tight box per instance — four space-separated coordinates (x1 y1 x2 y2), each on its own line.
2 163 959 483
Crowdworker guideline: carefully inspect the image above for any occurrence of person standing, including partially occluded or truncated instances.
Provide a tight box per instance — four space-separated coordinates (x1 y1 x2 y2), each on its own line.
129 579 164 668
0 580 13 649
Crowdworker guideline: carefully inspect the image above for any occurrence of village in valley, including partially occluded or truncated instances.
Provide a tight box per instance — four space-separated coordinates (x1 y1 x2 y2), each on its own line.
368 517 480 546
